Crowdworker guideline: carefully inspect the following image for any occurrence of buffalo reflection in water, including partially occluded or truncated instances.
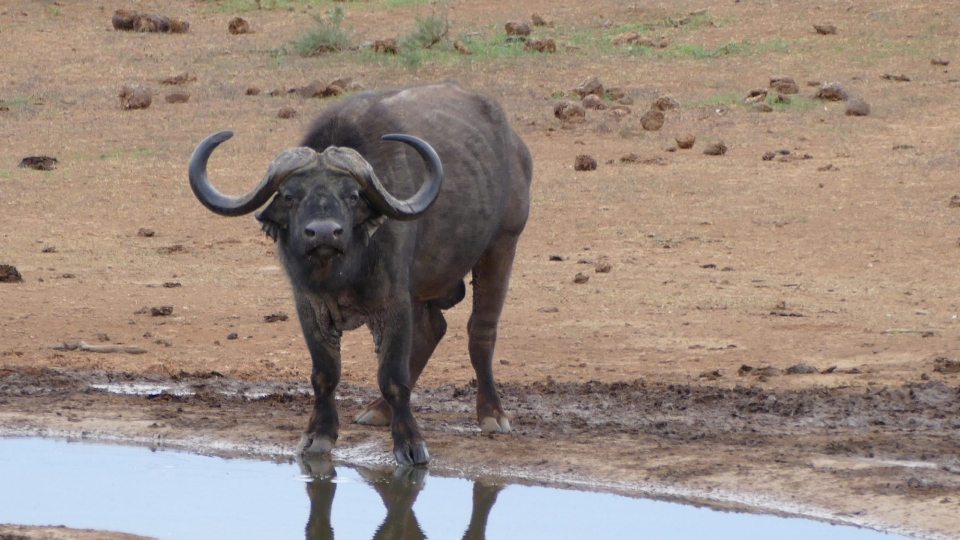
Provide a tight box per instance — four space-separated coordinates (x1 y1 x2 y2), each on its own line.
301 458 504 540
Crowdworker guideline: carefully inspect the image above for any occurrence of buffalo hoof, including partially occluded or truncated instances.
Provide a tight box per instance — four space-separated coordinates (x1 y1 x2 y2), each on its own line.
394 440 430 466
480 416 512 434
296 433 335 456
354 399 391 426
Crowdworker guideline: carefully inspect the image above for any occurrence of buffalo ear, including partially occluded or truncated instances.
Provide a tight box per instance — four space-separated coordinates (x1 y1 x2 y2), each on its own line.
255 195 288 242
359 215 387 246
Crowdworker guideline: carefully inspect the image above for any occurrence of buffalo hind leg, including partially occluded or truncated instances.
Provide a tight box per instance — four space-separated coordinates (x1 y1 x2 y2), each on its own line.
468 237 519 433
355 302 448 426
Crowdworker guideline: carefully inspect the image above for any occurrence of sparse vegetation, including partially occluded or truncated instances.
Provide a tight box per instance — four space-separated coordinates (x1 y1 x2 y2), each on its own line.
402 13 449 50
291 5 352 56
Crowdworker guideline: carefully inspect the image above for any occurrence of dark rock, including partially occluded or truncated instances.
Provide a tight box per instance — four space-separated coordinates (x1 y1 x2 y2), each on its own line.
228 16 251 35
18 156 58 170
574 154 597 171
769 77 799 94
0 264 24 283
845 99 870 116
816 82 848 101
640 109 665 131
813 23 837 34
119 85 152 110
703 141 728 155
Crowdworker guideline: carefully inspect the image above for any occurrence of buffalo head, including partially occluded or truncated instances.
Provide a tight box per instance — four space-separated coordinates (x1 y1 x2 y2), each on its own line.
189 131 443 280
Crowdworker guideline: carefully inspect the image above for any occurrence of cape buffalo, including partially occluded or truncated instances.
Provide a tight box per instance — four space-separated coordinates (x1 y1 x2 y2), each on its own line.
189 81 532 465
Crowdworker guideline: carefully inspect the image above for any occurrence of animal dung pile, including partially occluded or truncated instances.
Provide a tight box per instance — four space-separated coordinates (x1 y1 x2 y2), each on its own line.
554 101 586 123
160 72 196 86
640 109 665 131
277 107 297 119
119 85 152 110
845 99 871 116
228 17 252 35
165 92 190 104
18 156 58 170
703 141 728 156
813 22 837 35
815 82 848 101
504 21 531 37
524 38 557 53
676 134 696 150
769 77 800 94
112 9 190 33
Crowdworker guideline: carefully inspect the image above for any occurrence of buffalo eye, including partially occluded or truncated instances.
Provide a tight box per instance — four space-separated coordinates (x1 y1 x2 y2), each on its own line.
348 192 359 202
283 193 294 203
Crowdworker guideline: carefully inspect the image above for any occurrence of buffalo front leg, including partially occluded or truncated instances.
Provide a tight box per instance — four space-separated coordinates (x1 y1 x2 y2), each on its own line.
468 237 519 433
355 302 447 427
294 295 344 457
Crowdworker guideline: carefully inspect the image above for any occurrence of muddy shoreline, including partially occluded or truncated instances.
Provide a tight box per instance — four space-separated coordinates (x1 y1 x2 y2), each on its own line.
1 367 957 539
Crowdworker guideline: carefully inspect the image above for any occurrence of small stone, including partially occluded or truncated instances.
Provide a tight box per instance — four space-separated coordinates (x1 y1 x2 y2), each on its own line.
786 363 819 375
651 95 680 111
548 254 565 261
676 134 696 149
246 86 261 96
932 57 950 66
845 99 870 116
112 9 138 30
774 94 791 104
264 312 289 323
755 102 773 112
0 265 24 283
575 76 604 98
453 40 472 55
573 272 590 284
813 23 837 35
169 18 190 34
228 16 251 35
816 82 848 101
582 94 605 110
504 21 531 37
703 141 728 156
137 228 155 237
640 109 665 131
554 101 586 123
165 92 190 104
162 282 181 288
531 13 550 26
524 38 557 53
882 73 911 82
769 77 799 94
42 246 57 253
500 358 511 365
762 151 776 161
574 154 597 171
278 106 297 119
595 262 612 273
119 85 152 110
373 39 400 54
150 306 173 317
949 195 960 208
160 72 196 86
227 332 239 340
18 156 58 171
298 80 327 99
538 306 560 313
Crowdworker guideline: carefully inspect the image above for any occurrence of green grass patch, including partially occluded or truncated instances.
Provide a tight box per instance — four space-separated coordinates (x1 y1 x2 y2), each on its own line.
401 13 448 49
767 94 817 112
1 96 38 107
291 5 352 56
664 39 788 59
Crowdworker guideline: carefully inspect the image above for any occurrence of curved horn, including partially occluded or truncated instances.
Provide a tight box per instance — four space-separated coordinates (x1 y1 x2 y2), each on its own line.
320 134 443 221
189 130 319 217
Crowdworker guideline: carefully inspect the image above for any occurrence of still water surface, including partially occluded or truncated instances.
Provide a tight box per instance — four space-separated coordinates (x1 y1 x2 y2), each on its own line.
0 438 910 540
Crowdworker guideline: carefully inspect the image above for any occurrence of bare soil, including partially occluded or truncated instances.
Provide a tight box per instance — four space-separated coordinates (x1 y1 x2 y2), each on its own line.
2 1 959 538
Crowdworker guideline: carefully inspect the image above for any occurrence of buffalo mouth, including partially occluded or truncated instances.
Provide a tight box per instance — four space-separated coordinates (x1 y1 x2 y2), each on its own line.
306 245 344 260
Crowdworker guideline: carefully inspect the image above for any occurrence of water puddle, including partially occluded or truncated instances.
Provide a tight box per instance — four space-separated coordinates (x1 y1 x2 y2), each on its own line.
0 437 913 540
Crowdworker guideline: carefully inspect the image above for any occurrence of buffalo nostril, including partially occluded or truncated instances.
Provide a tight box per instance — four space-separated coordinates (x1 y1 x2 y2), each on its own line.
331 227 343 237
304 228 316 238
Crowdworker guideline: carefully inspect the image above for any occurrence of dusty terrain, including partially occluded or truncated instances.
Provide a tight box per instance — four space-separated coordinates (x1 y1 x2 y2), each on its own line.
1 0 959 538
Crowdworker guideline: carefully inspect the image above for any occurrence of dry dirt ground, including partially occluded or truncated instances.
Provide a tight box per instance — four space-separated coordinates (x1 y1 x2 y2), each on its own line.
2 0 960 538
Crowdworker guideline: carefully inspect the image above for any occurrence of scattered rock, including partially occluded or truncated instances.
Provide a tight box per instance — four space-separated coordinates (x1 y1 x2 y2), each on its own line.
611 31 654 47
845 99 870 116
773 94 791 104
157 244 187 254
769 77 799 94
755 102 774 112
111 8 138 30
595 262 612 273
574 76 604 98
119 85 152 110
151 306 173 317
453 40 472 55
703 141 728 156
699 369 722 380
531 13 551 27
137 228 155 237
744 88 768 103
169 18 190 34
538 306 560 313
815 82 848 101
298 79 327 98
373 39 400 54
500 359 511 365
165 92 190 104
640 109 665 131
0 265 24 283
933 357 960 373
813 23 837 35
931 57 950 66
582 94 605 109
227 332 239 340
228 16 251 35
554 101 586 123
949 195 960 208
160 72 196 86
505 21 531 37
882 73 911 82
605 87 626 101
135 14 170 33
573 272 590 284
574 154 597 171
676 134 696 149
756 366 783 377
786 363 819 375
737 364 754 376
42 246 57 253
246 86 261 96
548 254 565 261
278 106 297 119
524 38 557 53
818 164 838 172
162 282 181 288
18 156 58 171
258 312 288 324
268 87 288 97
620 153 641 163
651 95 680 111
762 151 776 161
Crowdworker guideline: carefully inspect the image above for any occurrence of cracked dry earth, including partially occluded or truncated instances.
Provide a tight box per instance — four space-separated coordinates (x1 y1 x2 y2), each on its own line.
0 367 958 539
